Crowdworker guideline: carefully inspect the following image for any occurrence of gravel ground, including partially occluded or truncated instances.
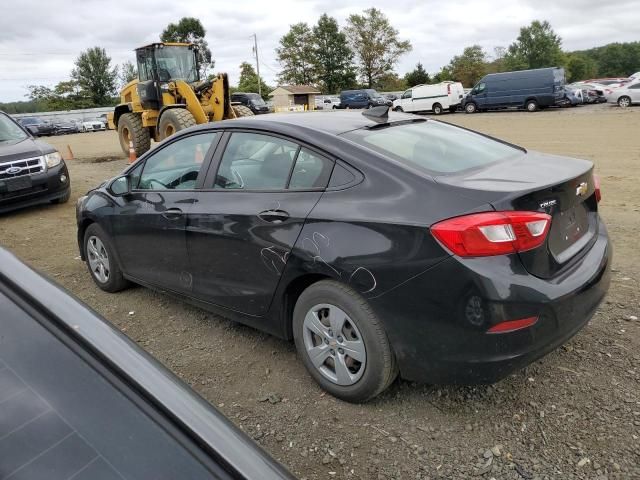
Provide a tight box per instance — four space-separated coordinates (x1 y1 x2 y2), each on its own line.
1 104 639 479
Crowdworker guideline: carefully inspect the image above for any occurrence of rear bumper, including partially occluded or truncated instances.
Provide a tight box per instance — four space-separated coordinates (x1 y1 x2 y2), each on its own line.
0 162 70 214
369 219 612 384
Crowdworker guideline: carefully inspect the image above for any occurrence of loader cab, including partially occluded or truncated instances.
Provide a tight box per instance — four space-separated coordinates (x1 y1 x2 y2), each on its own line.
135 43 200 110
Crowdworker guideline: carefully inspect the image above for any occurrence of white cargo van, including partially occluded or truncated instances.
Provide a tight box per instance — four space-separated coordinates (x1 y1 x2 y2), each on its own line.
392 82 465 114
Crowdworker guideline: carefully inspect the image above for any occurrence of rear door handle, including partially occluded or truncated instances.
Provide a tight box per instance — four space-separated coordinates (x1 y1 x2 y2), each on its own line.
162 208 183 220
258 209 290 224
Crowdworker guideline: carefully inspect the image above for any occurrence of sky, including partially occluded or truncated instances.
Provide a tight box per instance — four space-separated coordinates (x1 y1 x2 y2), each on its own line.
0 0 638 102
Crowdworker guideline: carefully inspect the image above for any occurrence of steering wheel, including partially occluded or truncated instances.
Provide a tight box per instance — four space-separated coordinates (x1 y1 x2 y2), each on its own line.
166 170 199 189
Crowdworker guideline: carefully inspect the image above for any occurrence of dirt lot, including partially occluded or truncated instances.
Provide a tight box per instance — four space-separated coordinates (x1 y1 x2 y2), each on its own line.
1 105 639 479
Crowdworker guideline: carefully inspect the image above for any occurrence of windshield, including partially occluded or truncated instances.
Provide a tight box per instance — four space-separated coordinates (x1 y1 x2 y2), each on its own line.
366 89 384 99
342 120 521 175
155 46 198 82
247 93 266 106
0 114 28 142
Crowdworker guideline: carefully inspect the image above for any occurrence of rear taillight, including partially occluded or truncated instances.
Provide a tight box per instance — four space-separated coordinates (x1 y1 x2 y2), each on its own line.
486 316 538 334
431 211 552 257
447 84 451 94
593 174 601 203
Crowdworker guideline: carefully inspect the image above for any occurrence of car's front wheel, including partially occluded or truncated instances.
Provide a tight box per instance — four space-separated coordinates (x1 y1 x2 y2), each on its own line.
618 96 631 108
293 280 398 403
84 223 129 293
432 103 443 115
465 102 477 114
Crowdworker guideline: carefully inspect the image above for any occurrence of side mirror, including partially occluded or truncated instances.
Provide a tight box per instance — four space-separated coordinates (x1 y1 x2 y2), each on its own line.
108 175 131 197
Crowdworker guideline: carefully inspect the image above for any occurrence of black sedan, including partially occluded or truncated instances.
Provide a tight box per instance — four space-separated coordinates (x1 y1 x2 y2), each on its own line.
76 108 611 402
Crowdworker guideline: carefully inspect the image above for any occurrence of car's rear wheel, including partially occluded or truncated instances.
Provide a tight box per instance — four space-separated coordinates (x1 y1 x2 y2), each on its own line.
618 96 631 108
84 223 129 293
465 102 477 114
394 106 404 112
432 103 443 115
293 280 398 403
525 99 538 112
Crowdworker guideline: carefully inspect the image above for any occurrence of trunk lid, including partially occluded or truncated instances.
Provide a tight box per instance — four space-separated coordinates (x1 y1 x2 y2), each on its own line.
435 151 598 278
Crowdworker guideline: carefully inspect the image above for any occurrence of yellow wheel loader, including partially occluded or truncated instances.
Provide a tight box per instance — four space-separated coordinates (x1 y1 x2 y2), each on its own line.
109 42 253 157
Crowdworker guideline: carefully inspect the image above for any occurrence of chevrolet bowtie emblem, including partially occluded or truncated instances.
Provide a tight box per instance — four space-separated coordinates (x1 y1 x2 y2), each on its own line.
576 182 588 196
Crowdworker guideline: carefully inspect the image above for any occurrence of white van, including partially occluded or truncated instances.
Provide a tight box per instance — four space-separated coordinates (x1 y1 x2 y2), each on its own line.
392 81 465 114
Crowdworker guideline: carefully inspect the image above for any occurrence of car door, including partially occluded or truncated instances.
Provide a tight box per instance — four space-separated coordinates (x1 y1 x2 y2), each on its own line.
627 82 640 102
187 131 334 316
399 89 412 111
110 131 220 294
473 82 488 108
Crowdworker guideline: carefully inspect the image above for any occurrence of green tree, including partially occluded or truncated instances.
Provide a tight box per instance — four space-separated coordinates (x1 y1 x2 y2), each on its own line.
432 67 453 83
27 80 91 111
376 72 406 91
504 20 564 71
589 42 640 77
119 60 138 87
344 8 412 87
276 23 316 85
404 62 430 87
565 53 598 82
237 62 271 99
71 47 118 107
161 17 214 77
447 45 487 87
312 14 356 93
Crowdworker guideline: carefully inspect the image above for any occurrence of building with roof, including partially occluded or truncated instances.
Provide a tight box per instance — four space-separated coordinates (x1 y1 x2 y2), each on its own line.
269 85 321 111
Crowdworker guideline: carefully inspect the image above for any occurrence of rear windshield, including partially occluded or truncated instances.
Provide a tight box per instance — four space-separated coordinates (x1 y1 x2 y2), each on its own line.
341 120 522 175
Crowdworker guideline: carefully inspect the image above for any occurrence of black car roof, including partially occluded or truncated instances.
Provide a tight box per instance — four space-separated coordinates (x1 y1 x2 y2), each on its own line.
204 110 420 136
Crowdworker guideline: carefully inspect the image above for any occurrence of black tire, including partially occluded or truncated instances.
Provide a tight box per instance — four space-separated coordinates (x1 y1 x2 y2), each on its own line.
465 102 477 114
394 106 404 112
118 113 150 157
51 188 70 204
83 223 129 293
525 99 538 112
617 96 631 108
158 108 197 141
293 280 398 403
432 103 443 115
449 105 457 113
231 104 255 118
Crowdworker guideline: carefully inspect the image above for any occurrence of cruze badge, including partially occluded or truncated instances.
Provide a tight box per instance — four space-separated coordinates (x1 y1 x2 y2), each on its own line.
540 199 557 209
576 182 588 196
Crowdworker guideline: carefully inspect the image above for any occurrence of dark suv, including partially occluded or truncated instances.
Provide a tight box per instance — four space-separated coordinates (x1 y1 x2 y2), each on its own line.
0 111 70 213
339 89 392 109
231 92 271 114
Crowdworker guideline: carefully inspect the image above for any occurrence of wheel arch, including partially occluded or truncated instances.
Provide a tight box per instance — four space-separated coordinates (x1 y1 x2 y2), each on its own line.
77 218 95 260
113 103 132 128
280 273 332 340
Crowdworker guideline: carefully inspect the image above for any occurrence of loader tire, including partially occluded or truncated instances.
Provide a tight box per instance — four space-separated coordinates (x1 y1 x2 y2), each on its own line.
231 105 255 118
158 109 197 140
118 113 150 157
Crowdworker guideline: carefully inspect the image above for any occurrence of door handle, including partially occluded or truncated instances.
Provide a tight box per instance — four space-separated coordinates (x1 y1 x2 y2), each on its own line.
162 208 183 220
258 209 290 224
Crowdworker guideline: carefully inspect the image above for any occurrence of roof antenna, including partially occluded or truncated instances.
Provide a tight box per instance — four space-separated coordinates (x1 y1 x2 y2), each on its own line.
362 105 390 123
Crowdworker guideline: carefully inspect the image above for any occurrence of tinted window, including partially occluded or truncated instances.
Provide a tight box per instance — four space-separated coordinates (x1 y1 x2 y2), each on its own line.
138 133 217 190
476 82 486 93
215 133 297 190
401 90 412 99
342 121 521 175
289 148 333 189
628 83 640 89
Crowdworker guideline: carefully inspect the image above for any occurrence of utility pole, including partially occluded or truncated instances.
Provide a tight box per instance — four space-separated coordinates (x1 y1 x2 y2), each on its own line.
252 33 261 98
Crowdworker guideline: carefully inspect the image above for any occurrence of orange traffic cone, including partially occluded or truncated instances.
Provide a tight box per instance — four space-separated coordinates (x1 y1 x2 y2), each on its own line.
128 141 136 164
195 143 204 163
62 144 74 161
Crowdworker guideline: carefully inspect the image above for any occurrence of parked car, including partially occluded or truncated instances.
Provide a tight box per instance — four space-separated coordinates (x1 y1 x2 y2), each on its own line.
0 111 70 213
315 97 341 110
563 85 584 106
0 247 294 480
77 109 611 403
339 89 392 109
384 93 399 102
97 112 112 129
393 81 465 114
583 77 630 88
605 80 640 107
231 92 271 114
568 83 606 103
17 116 56 136
462 67 566 113
81 118 106 132
54 119 80 135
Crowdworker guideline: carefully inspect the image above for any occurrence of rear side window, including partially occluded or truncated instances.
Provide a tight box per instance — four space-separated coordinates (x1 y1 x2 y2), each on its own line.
289 148 333 189
342 121 521 175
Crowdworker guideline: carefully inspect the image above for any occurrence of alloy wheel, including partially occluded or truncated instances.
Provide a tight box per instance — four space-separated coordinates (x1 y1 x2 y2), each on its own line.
302 303 366 386
87 235 110 284
618 97 631 108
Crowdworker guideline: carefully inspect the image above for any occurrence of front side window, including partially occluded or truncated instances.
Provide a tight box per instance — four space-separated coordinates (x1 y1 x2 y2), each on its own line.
215 133 298 190
137 133 218 190
628 83 640 89
342 120 521 175
475 82 486 94
402 90 412 99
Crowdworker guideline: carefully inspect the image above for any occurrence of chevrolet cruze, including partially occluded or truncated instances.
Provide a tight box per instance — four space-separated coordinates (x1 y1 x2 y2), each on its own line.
76 109 611 402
